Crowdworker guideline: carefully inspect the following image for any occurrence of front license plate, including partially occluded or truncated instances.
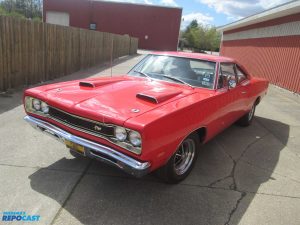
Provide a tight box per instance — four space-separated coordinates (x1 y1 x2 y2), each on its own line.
65 140 85 155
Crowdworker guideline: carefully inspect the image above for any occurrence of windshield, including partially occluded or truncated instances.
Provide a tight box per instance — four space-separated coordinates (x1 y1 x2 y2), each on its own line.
128 54 216 89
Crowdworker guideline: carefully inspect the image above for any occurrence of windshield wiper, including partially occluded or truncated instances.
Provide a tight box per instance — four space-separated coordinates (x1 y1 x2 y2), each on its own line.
160 74 194 88
133 70 152 79
133 71 193 88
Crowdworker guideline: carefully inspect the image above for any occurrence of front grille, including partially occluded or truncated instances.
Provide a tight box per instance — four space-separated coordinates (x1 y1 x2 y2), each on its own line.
48 107 115 137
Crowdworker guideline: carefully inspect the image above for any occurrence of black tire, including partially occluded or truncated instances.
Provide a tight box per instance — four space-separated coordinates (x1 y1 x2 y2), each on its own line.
157 133 200 184
237 103 256 127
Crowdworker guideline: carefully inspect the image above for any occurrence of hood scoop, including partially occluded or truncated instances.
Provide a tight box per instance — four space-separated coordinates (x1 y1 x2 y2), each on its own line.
136 89 182 104
79 81 95 88
79 78 126 88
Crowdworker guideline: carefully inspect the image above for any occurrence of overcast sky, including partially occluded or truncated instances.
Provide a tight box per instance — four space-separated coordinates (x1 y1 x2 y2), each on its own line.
104 0 293 28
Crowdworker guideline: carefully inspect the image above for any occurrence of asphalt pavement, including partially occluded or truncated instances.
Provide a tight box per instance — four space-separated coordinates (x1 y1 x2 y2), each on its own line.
0 52 299 225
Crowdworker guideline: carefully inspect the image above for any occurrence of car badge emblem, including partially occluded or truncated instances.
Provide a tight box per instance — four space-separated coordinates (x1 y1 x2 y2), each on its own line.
131 109 140 113
94 125 102 131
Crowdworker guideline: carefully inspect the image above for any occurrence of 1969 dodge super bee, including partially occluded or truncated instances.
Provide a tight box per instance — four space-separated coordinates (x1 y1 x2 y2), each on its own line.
24 52 268 183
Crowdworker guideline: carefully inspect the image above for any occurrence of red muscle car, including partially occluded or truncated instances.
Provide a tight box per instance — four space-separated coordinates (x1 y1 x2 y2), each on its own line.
24 52 268 183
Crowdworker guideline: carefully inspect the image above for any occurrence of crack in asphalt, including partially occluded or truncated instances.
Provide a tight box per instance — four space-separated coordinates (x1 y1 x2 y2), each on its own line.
212 133 270 191
224 192 247 225
210 134 270 224
208 175 232 187
207 140 237 189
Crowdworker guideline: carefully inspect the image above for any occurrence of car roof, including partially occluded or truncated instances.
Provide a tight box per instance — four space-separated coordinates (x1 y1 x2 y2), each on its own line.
151 51 236 63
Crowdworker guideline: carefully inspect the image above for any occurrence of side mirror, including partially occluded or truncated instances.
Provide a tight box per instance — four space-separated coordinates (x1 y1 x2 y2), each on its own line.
228 76 237 89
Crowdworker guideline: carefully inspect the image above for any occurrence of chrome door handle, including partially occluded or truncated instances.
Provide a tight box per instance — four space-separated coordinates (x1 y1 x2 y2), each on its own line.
241 91 247 94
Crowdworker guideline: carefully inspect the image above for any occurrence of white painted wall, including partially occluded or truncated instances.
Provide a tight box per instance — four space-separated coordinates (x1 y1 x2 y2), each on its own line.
223 21 300 41
46 11 70 26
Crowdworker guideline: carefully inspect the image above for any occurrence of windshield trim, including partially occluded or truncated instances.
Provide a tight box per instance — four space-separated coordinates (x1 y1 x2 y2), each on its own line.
128 54 218 90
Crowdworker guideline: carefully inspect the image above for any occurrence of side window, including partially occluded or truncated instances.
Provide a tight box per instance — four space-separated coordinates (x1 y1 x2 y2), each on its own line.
235 65 247 83
218 63 236 89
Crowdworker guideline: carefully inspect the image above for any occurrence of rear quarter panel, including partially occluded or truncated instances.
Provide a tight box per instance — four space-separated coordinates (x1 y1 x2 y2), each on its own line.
248 77 269 108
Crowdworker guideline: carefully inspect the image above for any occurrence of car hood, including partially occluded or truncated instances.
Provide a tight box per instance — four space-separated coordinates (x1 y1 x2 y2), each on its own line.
31 76 196 125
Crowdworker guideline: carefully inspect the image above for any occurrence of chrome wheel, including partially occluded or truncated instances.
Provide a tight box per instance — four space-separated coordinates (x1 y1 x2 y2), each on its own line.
174 139 195 175
248 105 255 121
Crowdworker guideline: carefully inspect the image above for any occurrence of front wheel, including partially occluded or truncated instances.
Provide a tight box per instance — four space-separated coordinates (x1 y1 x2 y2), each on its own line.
157 133 200 184
237 103 256 127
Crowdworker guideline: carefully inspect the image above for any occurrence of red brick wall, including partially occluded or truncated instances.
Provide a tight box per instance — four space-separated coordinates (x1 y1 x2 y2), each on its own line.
43 0 182 51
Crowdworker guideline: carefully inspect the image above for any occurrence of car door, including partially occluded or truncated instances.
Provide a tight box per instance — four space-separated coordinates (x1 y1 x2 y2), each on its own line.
216 63 246 126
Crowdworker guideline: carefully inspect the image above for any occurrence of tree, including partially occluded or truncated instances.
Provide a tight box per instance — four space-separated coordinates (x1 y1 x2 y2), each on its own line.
0 6 8 15
181 20 221 52
0 0 42 20
189 20 199 30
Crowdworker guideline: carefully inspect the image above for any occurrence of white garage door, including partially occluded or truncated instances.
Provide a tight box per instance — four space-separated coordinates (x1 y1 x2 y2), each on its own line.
46 11 70 26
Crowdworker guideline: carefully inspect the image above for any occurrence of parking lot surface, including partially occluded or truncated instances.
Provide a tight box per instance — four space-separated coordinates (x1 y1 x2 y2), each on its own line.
0 52 299 225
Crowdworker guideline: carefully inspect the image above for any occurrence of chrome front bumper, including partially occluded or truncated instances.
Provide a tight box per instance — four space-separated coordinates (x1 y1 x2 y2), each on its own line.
24 115 151 177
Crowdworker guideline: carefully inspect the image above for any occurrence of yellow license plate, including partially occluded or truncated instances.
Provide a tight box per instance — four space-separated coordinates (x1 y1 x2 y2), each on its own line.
65 140 85 155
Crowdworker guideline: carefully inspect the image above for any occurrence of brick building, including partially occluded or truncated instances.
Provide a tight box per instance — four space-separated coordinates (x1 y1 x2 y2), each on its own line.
43 0 182 51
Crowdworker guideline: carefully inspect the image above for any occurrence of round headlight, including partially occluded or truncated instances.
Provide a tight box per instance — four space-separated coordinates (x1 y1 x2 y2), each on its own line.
41 102 49 114
129 131 141 147
115 127 127 141
32 99 41 111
